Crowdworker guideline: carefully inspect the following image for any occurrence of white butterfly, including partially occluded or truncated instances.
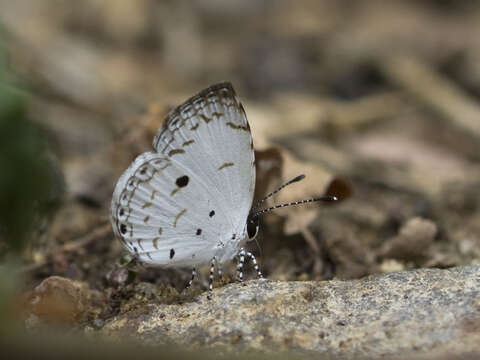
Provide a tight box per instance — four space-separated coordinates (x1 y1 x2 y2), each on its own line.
111 82 336 298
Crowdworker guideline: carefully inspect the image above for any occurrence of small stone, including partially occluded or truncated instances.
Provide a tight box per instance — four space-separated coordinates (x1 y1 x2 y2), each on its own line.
106 267 131 287
379 258 405 273
92 318 104 329
24 276 105 325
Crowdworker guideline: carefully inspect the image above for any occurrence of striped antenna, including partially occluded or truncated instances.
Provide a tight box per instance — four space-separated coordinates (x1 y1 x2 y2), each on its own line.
250 196 337 218
252 174 306 211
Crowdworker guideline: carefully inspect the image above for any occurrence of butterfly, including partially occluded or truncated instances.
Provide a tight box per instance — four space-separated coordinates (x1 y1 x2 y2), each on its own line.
111 82 336 298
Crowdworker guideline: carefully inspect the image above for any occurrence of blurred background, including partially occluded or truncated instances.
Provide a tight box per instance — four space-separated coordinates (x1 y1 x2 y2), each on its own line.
0 0 480 338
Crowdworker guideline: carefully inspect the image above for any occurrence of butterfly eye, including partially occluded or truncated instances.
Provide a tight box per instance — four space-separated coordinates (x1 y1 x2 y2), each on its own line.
246 216 259 241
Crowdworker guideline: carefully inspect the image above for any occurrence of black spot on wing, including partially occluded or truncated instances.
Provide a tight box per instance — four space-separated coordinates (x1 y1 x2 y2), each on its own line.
196 229 202 235
176 175 189 187
170 248 175 259
209 210 215 217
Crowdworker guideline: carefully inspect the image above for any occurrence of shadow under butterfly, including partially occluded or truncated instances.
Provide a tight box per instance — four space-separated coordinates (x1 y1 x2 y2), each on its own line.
111 82 338 299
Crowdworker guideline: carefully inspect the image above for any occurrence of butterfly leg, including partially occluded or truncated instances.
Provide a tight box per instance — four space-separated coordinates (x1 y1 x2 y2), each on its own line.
236 248 246 283
184 267 196 291
207 257 217 300
236 248 262 283
246 251 263 279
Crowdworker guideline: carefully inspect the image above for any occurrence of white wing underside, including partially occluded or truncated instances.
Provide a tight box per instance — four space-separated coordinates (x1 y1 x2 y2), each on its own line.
111 83 255 266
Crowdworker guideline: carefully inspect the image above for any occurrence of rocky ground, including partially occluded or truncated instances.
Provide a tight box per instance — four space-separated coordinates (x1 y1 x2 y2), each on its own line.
103 266 480 358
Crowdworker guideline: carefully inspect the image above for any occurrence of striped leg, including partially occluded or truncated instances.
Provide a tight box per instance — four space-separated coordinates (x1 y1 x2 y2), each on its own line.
184 267 196 291
207 257 217 300
237 248 246 283
246 251 263 279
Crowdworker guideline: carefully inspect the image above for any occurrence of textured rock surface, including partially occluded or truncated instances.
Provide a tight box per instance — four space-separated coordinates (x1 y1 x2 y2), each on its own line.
103 266 480 358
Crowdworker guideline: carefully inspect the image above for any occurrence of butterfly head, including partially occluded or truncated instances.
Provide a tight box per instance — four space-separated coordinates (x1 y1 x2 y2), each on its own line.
246 214 260 241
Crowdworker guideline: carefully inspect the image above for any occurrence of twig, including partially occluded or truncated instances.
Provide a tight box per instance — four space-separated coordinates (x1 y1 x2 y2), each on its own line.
22 222 112 273
323 91 408 134
301 228 320 255
61 222 112 252
379 54 480 142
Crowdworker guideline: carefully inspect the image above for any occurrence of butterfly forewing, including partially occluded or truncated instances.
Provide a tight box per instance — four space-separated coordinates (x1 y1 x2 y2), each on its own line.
111 82 255 266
